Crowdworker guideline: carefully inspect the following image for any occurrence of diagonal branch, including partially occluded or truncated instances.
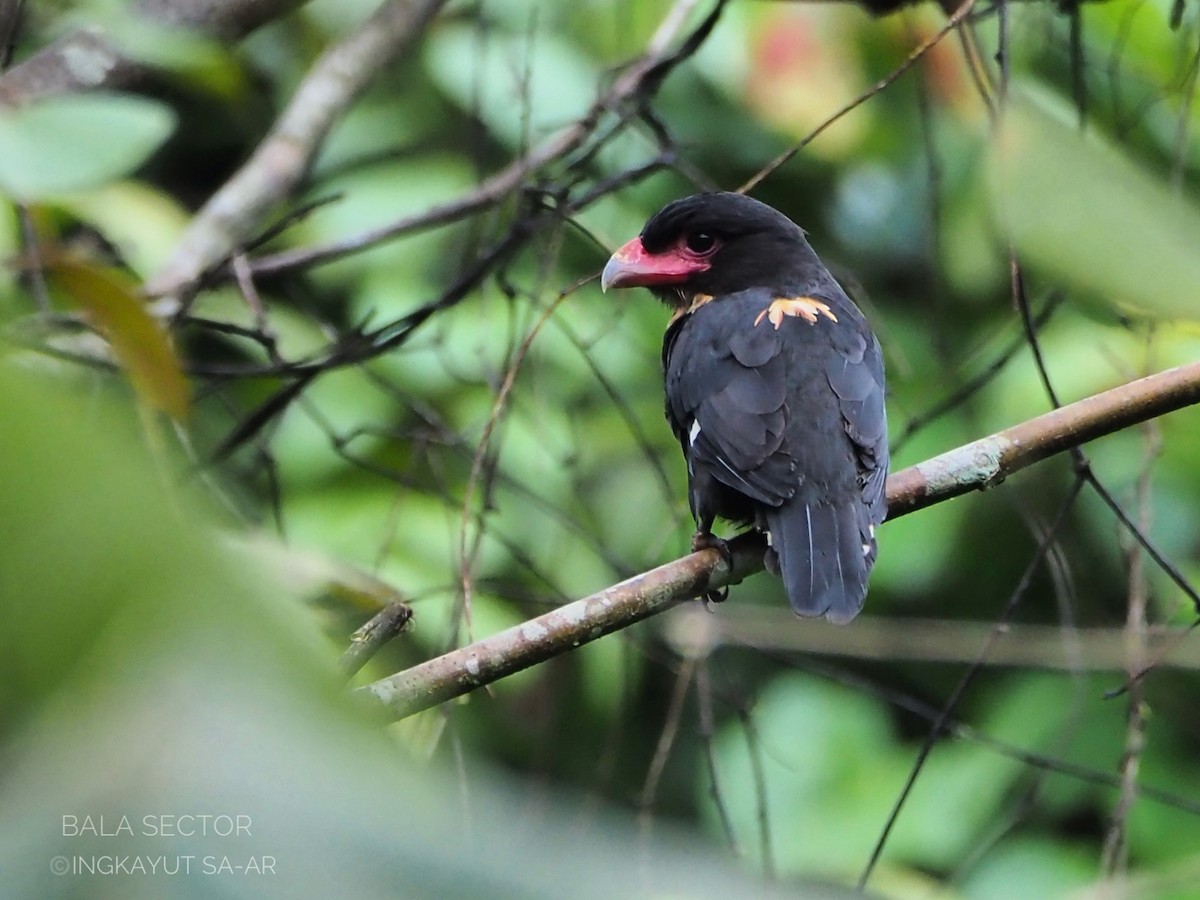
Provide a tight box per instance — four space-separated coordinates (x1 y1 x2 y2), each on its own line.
360 360 1200 720
885 361 1200 516
738 0 977 194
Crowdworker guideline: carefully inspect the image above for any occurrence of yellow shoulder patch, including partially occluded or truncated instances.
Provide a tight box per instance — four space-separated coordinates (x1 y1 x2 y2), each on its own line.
753 296 838 330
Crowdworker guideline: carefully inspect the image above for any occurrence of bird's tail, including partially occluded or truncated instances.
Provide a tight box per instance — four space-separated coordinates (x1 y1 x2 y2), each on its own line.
763 501 873 624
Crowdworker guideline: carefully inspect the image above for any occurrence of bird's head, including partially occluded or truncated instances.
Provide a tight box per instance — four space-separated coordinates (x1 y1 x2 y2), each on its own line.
601 192 820 307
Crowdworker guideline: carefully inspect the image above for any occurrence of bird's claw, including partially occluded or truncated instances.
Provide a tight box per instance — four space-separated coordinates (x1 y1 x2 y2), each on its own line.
691 530 733 568
692 530 733 606
753 296 838 329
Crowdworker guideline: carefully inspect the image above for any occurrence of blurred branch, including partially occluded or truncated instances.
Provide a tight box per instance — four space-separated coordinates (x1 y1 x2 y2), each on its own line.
0 0 22 70
1101 414 1159 875
0 0 305 103
362 360 1200 720
665 606 1200 672
145 0 449 300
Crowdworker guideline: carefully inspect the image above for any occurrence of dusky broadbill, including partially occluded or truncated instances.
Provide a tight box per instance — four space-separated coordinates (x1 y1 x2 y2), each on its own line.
602 192 888 623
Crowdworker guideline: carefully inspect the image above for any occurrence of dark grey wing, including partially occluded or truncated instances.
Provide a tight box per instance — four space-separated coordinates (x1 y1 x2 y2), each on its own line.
749 285 886 622
822 305 889 531
663 290 799 513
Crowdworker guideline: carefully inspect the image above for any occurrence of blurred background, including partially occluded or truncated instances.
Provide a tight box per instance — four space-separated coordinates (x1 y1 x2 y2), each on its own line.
2 0 1200 896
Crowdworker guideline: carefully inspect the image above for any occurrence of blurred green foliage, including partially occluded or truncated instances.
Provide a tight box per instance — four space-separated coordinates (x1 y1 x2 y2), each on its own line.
0 368 808 899
3 0 1200 897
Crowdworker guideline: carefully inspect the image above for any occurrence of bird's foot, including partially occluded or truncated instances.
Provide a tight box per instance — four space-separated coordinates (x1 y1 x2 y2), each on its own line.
753 296 838 329
692 530 732 606
692 530 733 565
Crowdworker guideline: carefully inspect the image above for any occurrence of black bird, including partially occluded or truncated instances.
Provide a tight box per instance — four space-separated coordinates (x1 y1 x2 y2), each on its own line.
601 193 887 623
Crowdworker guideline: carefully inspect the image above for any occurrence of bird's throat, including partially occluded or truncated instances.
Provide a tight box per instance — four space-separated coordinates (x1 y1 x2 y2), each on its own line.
665 291 715 324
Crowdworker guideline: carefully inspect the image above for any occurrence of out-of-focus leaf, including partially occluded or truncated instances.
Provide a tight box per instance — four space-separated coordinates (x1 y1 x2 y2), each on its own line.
832 162 927 263
0 94 175 199
988 88 1200 320
59 183 189 277
50 258 189 421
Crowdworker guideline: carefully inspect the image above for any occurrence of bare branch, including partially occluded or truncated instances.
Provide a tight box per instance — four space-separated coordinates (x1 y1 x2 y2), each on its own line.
0 0 306 103
361 360 1200 720
886 361 1200 517
145 0 449 300
239 0 724 280
363 533 745 718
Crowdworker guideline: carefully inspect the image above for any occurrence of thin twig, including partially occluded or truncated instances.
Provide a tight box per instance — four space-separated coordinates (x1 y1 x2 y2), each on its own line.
453 249 581 646
16 205 50 312
1100 415 1160 878
1068 1 1088 129
1009 262 1200 666
1170 27 1200 191
892 292 1064 454
0 0 23 70
638 657 696 836
695 660 741 857
857 476 1085 890
738 0 977 194
738 708 775 880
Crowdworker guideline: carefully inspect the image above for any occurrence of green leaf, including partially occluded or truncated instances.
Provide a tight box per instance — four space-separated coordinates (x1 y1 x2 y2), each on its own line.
987 86 1200 320
0 93 175 199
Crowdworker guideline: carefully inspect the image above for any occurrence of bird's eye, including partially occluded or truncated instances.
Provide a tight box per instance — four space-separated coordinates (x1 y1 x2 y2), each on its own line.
684 232 716 254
